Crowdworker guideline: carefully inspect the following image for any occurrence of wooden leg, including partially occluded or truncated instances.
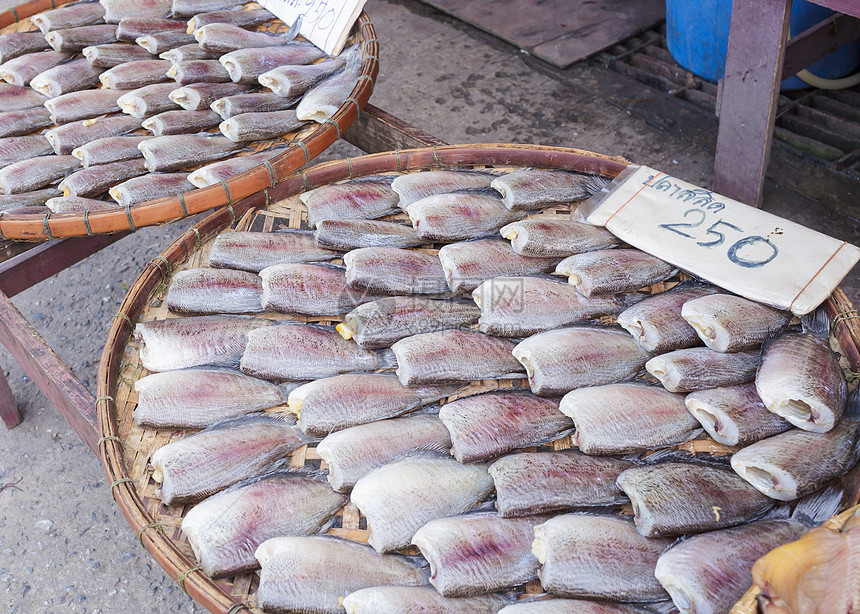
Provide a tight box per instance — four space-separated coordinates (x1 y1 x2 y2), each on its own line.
713 0 793 207
0 366 20 429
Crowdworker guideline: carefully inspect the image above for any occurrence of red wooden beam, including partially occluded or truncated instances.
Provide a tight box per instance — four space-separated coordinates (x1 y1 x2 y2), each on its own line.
782 13 860 79
0 367 20 428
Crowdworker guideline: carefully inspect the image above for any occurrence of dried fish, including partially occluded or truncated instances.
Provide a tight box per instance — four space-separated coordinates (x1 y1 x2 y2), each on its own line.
158 42 217 62
117 82 180 117
0 107 52 138
258 56 345 97
99 58 171 89
72 135 151 167
193 22 293 52
0 32 51 64
0 82 50 111
392 329 525 386
208 229 333 272
187 8 275 32
556 249 678 297
500 218 622 257
166 267 263 314
46 195 116 213
392 169 496 209
108 172 192 205
32 2 107 33
342 586 508 614
489 451 634 517
0 50 74 86
407 192 525 242
209 91 297 120
166 59 229 84
315 219 425 251
172 0 244 18
0 136 54 169
135 30 195 53
496 600 647 614
44 88 126 124
300 176 400 228
168 81 253 110
560 383 701 454
189 147 287 189
45 24 118 53
221 42 326 84
344 247 449 295
680 294 792 352
491 168 605 210
646 347 760 393
0 188 61 210
115 16 186 41
100 0 172 23
296 45 362 122
45 114 141 155
58 158 147 197
138 134 240 172
351 454 495 552
83 42 154 67
141 109 220 135
0 155 81 194
30 58 105 97
219 109 306 142
181 469 347 578
260 263 382 316
438 238 560 293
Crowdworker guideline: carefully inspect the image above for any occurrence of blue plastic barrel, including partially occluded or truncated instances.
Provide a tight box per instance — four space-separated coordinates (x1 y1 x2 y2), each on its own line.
666 0 860 89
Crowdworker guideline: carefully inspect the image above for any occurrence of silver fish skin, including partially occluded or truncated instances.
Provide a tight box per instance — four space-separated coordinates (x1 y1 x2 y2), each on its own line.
158 42 218 62
0 155 81 194
0 32 51 64
685 382 791 447
83 42 154 66
45 24 118 53
181 470 348 578
260 263 383 316
680 294 792 353
392 329 525 386
756 331 846 432
240 323 383 381
133 367 286 428
45 114 142 155
474 276 630 337
0 136 54 169
412 512 545 597
72 135 151 167
560 383 702 455
115 16 187 41
209 91 297 120
99 58 171 89
187 147 287 187
0 50 74 86
141 108 220 135
151 413 310 505
187 8 275 32
438 238 560 293
220 42 327 83
0 82 49 111
166 267 263 314
166 58 230 84
193 22 292 52
440 391 573 463
351 455 495 553
654 519 806 614
407 192 526 242
44 88 127 124
100 0 172 23
532 514 672 602
497 600 648 614
500 218 622 257
0 107 52 138
491 168 605 210
168 81 253 110
138 134 240 172
344 247 449 295
616 462 776 537
58 158 147 197
172 0 244 18
556 249 679 297
391 169 496 209
208 229 334 272
730 419 860 500
134 314 271 371
342 586 508 614
135 30 195 53
117 82 180 117
616 284 721 352
315 219 425 251
316 414 452 492
490 451 634 517
219 109 306 142
513 326 652 396
46 195 116 213
646 347 760 393
337 296 480 349
296 45 362 122
255 536 429 614
300 177 400 228
31 2 107 34
30 57 105 97
258 56 345 97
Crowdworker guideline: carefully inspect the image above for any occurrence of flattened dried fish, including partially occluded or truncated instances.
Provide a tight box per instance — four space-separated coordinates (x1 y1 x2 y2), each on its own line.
187 146 286 187
168 81 252 110
115 16 186 41
407 192 525 242
45 24 118 53
438 239 560 293
58 158 147 197
500 218 622 257
45 114 141 155
208 229 333 272
32 2 107 33
100 0 172 23
0 82 49 111
296 45 362 122
109 171 192 205
0 136 53 169
344 247 449 294
117 82 180 117
497 600 647 613
99 58 170 89
135 30 195 53
46 195 116 213
0 32 51 64
219 109 306 142
260 263 381 315
0 50 73 86
680 294 791 352
44 88 126 124
141 109 220 135
72 135 150 167
351 454 495 552
300 176 400 228
83 42 154 66
138 134 240 172
0 155 81 194
193 22 292 52
491 168 605 210
342 586 508 614
30 58 105 97
187 8 275 32
391 169 496 208
209 91 297 120
646 347 760 393
315 219 425 251
158 42 217 62
220 42 326 83
0 107 52 138
166 267 262 314
166 59 229 84
258 56 345 97
0 188 60 210
556 249 678 297
172 0 244 18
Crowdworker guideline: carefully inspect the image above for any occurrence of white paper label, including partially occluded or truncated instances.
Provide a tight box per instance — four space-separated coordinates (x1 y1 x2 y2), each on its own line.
257 0 367 56
579 165 860 315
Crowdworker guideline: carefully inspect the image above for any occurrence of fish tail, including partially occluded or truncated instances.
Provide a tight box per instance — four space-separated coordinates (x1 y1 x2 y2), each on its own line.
280 15 303 42
792 483 845 527
800 305 831 339
583 174 610 195
844 388 860 422
375 348 398 370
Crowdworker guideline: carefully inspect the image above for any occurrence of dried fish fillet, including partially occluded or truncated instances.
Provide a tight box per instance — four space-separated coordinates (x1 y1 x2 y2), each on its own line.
300 176 400 228
680 294 791 352
83 42 154 67
491 168 605 210
258 56 345 97
296 45 362 122
100 0 172 23
117 82 180 117
556 249 678 297
0 82 50 111
109 171 192 205
187 8 275 32
0 50 74 86
46 195 116 213
45 114 141 155
99 58 171 89
0 188 60 210
220 42 326 83
172 0 244 18
0 107 52 138
342 586 508 614
141 108 220 135
208 229 333 272
344 247 449 294
392 169 496 209
44 88 126 124
30 58 105 97
315 219 425 251
158 42 217 62
438 238 560 293
187 147 287 187
32 2 106 33
138 134 240 172
500 219 622 257
0 136 53 169
166 267 263 314
58 158 147 197
0 32 51 64
497 600 646 613
407 192 525 242
209 91 297 120
646 347 760 393
219 109 306 142
45 24 118 53
135 30 195 53
260 263 382 316
115 16 186 41
193 22 293 52
168 81 253 110
166 59 230 84
0 155 81 194
72 135 151 167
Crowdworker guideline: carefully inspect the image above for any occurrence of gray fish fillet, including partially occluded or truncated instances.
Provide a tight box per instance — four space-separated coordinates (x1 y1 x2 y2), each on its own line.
136 30 195 53
100 0 172 23
343 586 508 614
0 32 51 64
0 155 81 194
219 109 306 142
296 45 362 122
181 470 347 578
46 195 116 213
117 82 180 117
32 2 107 33
392 329 525 386
166 59 230 84
315 219 426 251
100 58 171 89
500 218 622 257
83 42 154 67
115 16 186 41
513 326 652 396
172 0 244 18
141 108 220 135
30 57 105 97
0 136 54 169
316 413 453 492
438 238 560 293
260 263 383 316
0 50 74 86
45 114 142 155
300 176 400 228
497 600 648 614
44 88 127 124
138 134 240 172
0 188 61 210
337 296 480 349
72 135 151 167
168 81 253 110
209 91 298 120
165 267 263 314
532 514 672 602
344 247 449 294
351 454 495 552
491 168 606 211
45 24 118 53
151 413 310 505
556 249 679 297
680 294 792 352
255 536 429 614
58 158 147 197
133 367 286 428
0 82 49 111
158 42 218 62
646 347 760 393
109 171 192 205
0 107 52 138
616 462 776 537
258 56 345 97
208 229 334 272
412 512 545 596
391 169 496 208
193 22 293 52
407 192 525 242
489 451 634 517
187 8 275 32
220 42 327 84
187 146 287 187
134 314 271 371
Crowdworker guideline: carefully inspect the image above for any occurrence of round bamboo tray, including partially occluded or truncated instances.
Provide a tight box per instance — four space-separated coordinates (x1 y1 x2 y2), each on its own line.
95 144 860 613
0 0 378 240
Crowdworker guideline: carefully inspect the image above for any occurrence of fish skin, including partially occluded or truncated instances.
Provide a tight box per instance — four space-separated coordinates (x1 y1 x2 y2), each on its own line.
497 600 647 614
181 470 348 578
255 535 429 614
32 2 107 34
209 91 298 120
166 58 230 84
45 114 142 155
100 0 172 23
0 136 54 169
392 329 525 386
208 229 334 273
115 16 186 41
513 326 652 396
116 82 180 117
110 170 192 206
138 134 240 172
135 30 195 53
344 247 450 295
532 514 672 602
0 155 81 194
58 158 147 197
158 42 218 62
30 57 105 97
99 58 171 89
83 42 154 67
491 168 604 210
342 586 508 614
218 109 306 142
412 512 545 597
0 188 61 210
45 24 118 53
44 88 127 124
489 451 634 517
187 8 275 32
654 519 806 614
616 284 721 353
562 383 702 454
260 263 383 316
316 414 453 492
438 238 560 293
193 22 292 53
0 82 50 111
392 169 496 209
0 32 51 64
0 50 74 86
439 391 573 463
258 56 346 97
352 454 495 553
556 249 679 297
172 0 245 18
407 192 526 242
300 177 400 228
168 81 253 110
186 146 287 186
72 135 151 167
680 294 792 353
338 296 480 349
220 42 327 83
296 45 362 122
315 219 426 251
685 382 791 447
616 462 776 537
166 267 263 314
151 413 309 505
141 108 220 135
646 347 760 393
0 107 52 138
134 314 271 371
46 195 116 213
756 331 846 432
500 218 622 257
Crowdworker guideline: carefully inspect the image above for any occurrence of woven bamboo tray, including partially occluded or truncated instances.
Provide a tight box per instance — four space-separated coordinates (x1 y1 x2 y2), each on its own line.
0 0 378 240
95 144 860 613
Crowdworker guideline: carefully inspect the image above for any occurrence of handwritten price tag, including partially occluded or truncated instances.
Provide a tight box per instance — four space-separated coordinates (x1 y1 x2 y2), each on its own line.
577 165 860 315
258 0 367 56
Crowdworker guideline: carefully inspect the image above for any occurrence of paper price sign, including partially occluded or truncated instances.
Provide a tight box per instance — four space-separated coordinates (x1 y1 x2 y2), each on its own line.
577 165 860 315
258 0 367 56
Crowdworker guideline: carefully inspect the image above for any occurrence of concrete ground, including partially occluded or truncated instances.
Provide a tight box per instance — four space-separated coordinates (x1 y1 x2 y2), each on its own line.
1 1 858 612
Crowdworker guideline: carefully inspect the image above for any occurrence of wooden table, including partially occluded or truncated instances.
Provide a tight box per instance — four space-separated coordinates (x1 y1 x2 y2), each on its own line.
0 104 445 456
